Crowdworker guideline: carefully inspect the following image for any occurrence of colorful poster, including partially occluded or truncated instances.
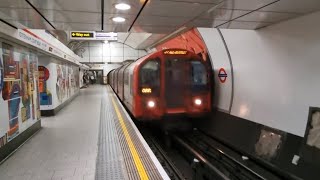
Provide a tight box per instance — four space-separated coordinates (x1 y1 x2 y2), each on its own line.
0 41 40 145
2 81 21 101
7 82 20 118
56 64 66 103
36 87 41 120
8 116 19 141
67 66 72 97
29 61 36 119
2 43 20 80
7 81 21 141
0 56 3 94
39 66 49 81
37 62 79 109
20 55 30 122
38 66 52 105
29 61 35 91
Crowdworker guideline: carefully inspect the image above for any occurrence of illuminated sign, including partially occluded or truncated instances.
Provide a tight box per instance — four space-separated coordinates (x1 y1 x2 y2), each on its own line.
141 88 152 93
163 50 188 55
70 31 95 39
96 32 118 41
70 31 118 41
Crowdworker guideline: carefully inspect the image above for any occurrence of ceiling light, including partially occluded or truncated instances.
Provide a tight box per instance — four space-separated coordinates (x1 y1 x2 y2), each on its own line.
112 17 126 22
115 3 131 10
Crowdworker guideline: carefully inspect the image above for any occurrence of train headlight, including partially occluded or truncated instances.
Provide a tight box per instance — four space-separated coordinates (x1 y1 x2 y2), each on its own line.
194 98 202 106
147 100 155 108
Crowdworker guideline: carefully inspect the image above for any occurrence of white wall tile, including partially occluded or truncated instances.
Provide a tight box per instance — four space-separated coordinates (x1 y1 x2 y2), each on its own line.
79 42 147 63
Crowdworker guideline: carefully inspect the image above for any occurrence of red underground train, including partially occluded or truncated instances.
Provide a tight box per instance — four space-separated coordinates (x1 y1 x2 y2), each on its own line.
108 48 212 121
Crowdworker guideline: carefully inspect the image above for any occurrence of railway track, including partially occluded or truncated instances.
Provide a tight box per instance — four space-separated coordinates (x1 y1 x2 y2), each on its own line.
137 123 186 180
171 129 285 180
136 121 295 180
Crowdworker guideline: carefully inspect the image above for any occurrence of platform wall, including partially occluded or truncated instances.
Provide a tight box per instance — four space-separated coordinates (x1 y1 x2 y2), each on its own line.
198 11 320 137
0 39 41 148
79 68 85 88
38 57 80 111
80 41 147 63
196 11 320 179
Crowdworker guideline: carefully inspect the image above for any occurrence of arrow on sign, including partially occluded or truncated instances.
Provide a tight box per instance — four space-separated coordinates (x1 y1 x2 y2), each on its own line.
72 33 75 36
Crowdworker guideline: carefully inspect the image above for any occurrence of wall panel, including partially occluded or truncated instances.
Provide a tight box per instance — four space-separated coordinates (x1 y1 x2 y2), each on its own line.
38 57 80 111
0 39 40 148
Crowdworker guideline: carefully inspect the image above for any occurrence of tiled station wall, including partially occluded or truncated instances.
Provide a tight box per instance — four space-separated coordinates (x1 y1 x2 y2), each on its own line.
80 41 147 63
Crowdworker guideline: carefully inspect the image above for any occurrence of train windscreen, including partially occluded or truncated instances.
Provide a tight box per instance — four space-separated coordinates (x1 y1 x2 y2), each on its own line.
190 61 208 91
139 59 160 95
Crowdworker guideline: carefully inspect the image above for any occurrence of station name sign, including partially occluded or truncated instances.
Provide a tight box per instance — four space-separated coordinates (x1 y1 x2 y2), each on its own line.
70 31 118 41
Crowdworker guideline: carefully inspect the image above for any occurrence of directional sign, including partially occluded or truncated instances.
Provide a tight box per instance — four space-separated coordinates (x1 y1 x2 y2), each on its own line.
96 32 117 41
218 68 227 83
70 31 95 39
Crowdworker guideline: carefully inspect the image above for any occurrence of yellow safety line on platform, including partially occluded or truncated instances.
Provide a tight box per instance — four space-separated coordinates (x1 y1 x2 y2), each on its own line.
111 96 149 180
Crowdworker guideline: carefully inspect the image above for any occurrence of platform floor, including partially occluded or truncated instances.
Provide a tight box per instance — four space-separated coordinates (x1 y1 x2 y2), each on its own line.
0 85 169 180
95 86 168 180
0 86 102 180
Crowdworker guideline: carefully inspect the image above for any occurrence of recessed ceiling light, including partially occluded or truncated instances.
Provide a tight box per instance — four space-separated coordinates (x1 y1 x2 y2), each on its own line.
112 17 126 22
115 3 131 10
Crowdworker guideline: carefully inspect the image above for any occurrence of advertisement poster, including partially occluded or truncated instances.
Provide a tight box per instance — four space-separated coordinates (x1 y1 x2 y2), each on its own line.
55 64 79 104
0 41 40 144
21 55 31 122
56 64 66 103
0 56 3 94
38 66 52 105
2 43 20 80
6 81 21 141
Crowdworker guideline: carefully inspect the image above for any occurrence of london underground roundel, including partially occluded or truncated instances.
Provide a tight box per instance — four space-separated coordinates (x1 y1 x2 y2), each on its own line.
218 68 227 83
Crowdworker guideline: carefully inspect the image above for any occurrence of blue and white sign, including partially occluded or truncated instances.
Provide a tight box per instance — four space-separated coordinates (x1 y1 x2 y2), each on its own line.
95 32 117 41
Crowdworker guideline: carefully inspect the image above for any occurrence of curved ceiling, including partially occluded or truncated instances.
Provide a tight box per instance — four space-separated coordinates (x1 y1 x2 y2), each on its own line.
0 0 320 49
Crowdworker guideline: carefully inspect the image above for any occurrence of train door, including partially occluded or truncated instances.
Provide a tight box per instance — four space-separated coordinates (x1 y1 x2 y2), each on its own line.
165 58 186 108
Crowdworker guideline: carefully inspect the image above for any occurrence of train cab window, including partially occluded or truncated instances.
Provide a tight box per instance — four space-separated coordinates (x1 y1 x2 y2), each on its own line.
139 59 160 87
191 61 207 86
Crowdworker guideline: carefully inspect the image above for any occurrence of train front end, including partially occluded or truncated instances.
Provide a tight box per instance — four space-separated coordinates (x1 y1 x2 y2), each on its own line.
162 49 211 118
135 49 212 120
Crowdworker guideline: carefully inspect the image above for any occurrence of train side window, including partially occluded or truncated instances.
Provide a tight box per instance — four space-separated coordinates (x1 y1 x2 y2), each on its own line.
191 61 207 85
124 68 129 84
130 74 133 95
139 59 160 87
